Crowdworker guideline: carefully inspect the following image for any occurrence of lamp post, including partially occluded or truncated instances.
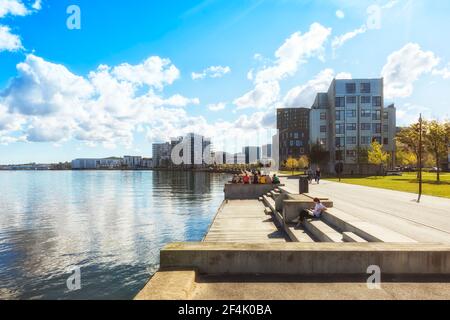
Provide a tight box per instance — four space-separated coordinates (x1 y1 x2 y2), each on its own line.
418 114 423 203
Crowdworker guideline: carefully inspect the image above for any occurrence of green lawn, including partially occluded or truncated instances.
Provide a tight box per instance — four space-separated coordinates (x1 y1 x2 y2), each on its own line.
327 172 450 199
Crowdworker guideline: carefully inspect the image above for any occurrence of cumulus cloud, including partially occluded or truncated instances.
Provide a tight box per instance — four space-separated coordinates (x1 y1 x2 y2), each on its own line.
0 25 22 51
234 23 332 110
0 0 29 18
432 63 450 79
283 69 352 108
191 65 231 80
32 0 42 10
381 43 440 99
0 54 200 146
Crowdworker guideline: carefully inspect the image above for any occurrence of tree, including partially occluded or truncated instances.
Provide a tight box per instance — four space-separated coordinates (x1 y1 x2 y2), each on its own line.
309 143 329 166
285 157 299 175
424 120 448 183
396 141 417 167
297 156 310 172
368 141 389 176
396 123 423 168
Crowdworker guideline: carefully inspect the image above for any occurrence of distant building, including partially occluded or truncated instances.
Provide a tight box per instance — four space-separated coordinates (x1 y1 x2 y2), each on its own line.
277 108 310 167
242 146 261 164
142 158 153 168
152 142 171 168
262 144 272 158
234 153 246 165
71 158 122 170
123 156 142 169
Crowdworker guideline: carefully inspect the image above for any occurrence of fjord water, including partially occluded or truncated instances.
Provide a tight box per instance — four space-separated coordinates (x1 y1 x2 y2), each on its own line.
0 171 230 299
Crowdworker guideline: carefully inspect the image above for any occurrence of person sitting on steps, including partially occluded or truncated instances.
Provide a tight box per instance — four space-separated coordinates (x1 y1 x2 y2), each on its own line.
296 198 327 228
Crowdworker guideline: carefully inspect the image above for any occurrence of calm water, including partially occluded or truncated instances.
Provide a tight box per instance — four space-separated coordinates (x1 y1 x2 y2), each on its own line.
0 171 230 300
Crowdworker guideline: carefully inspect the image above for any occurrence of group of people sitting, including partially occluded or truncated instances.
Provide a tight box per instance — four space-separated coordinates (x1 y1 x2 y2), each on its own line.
231 171 281 185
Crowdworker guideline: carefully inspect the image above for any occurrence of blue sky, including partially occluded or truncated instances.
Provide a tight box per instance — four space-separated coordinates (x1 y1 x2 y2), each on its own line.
0 0 450 164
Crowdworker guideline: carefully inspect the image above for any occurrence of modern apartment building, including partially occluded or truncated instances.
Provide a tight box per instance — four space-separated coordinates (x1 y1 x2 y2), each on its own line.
310 78 396 173
123 156 142 168
152 142 171 168
276 108 310 166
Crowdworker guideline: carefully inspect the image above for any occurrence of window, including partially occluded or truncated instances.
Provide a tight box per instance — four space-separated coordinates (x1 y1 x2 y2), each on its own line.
336 110 345 121
299 148 305 154
383 125 389 133
335 137 345 148
361 123 371 131
347 96 356 104
336 124 345 134
373 96 382 107
335 97 345 108
361 82 371 93
296 140 303 147
373 124 382 134
320 125 327 133
294 132 299 139
347 123 357 131
320 112 327 120
290 140 294 147
346 150 357 157
373 137 382 144
383 138 389 145
383 112 389 120
346 110 357 118
336 150 344 161
347 136 357 145
372 110 381 121
361 96 371 104
361 136 371 145
361 110 371 118
346 83 356 94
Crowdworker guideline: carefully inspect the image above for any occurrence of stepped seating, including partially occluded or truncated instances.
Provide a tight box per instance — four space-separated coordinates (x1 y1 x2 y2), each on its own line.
263 195 276 213
322 208 416 243
303 218 344 243
343 232 367 243
285 224 315 242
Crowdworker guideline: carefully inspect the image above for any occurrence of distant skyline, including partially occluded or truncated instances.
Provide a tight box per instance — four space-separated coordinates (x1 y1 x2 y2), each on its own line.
1 0 450 164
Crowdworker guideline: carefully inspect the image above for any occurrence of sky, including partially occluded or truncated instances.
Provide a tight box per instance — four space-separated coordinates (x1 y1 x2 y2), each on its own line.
0 0 450 164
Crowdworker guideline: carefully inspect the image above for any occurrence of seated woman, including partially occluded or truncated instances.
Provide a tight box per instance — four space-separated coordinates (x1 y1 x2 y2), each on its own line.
296 198 327 228
259 175 266 184
265 175 272 184
243 174 250 184
252 173 259 184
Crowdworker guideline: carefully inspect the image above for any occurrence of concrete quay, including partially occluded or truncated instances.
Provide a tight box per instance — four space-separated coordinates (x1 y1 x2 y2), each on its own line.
135 182 450 300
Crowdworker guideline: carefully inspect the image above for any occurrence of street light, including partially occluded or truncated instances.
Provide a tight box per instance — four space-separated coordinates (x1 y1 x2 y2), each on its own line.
418 114 423 203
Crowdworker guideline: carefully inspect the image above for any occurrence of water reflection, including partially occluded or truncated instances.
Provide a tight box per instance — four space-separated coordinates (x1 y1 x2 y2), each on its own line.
0 171 229 299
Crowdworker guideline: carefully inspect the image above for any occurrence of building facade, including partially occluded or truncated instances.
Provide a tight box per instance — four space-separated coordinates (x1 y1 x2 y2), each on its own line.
310 78 396 174
277 108 310 167
152 142 171 168
242 146 261 164
123 156 142 169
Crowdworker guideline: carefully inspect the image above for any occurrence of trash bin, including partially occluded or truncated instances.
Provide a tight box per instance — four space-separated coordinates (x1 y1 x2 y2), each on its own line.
299 176 309 194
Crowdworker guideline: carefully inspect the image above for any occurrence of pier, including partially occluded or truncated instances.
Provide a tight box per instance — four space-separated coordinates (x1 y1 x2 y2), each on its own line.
135 178 450 300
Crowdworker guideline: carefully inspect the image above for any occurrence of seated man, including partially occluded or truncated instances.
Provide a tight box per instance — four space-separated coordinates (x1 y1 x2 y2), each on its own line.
272 174 280 185
296 198 327 228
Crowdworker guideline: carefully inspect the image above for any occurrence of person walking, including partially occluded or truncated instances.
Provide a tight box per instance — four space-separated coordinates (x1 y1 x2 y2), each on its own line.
315 167 321 184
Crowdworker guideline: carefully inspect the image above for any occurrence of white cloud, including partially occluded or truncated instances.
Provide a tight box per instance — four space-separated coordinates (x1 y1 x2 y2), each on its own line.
191 65 231 80
331 25 367 54
234 81 280 110
432 64 450 79
382 43 440 99
234 23 332 110
0 25 22 52
336 10 345 19
32 0 42 10
0 0 29 18
208 102 226 111
254 23 332 84
396 103 432 126
382 0 399 10
283 69 352 108
112 56 180 89
0 54 200 146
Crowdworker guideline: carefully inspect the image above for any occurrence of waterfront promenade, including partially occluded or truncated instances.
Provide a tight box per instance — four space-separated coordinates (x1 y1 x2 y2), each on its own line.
281 178 450 244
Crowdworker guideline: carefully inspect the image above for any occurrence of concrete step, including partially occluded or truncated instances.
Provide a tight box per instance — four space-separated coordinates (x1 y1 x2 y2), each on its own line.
322 208 416 243
258 197 263 202
342 231 368 243
264 207 272 215
263 195 276 213
286 225 315 243
270 191 281 199
266 192 273 198
303 219 344 243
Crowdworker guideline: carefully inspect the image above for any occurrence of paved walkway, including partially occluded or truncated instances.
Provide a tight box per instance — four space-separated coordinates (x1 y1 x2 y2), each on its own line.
203 200 287 243
281 178 450 244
